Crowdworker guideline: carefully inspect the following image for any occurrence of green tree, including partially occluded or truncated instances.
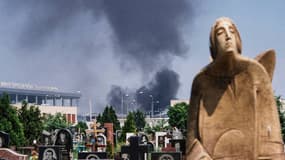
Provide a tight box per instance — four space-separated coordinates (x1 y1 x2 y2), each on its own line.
43 113 69 131
75 121 88 134
0 93 25 146
276 96 285 142
18 101 44 145
96 113 102 123
145 119 170 132
167 102 188 130
97 106 121 132
133 110 146 131
120 112 136 142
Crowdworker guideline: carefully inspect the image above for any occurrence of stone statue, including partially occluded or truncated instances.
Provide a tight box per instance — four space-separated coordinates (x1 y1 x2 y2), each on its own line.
186 17 285 160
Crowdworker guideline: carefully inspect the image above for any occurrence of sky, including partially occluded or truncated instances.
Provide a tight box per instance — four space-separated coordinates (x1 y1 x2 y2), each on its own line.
0 1 284 114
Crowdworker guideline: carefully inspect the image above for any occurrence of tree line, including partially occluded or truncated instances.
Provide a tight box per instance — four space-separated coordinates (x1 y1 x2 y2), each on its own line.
1 92 285 146
0 93 70 146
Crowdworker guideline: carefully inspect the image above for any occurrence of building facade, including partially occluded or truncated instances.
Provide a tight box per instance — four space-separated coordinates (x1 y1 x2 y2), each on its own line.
0 82 81 124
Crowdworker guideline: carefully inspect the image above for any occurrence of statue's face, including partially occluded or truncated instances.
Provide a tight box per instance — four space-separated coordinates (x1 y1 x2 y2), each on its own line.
215 20 238 57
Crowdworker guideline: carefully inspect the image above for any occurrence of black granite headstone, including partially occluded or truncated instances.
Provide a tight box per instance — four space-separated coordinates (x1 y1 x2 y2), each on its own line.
151 152 182 160
0 131 9 148
78 152 108 159
121 136 149 160
41 131 52 145
55 129 73 152
139 134 149 144
39 146 62 160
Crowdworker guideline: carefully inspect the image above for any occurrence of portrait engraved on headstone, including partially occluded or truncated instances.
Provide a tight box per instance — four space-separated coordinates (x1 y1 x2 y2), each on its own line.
43 148 57 160
86 154 100 159
158 154 174 160
54 129 73 153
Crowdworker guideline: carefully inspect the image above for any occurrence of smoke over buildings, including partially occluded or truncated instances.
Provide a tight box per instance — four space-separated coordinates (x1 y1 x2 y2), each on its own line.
0 0 195 113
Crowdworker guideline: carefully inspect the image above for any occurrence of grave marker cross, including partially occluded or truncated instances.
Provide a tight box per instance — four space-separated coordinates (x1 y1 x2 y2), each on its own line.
121 136 149 160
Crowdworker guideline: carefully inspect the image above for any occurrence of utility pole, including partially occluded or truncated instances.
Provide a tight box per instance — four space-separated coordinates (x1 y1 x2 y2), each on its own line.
150 95 154 118
89 99 92 121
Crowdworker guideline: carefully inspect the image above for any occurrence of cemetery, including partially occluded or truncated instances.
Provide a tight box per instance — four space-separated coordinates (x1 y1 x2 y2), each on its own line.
0 106 188 160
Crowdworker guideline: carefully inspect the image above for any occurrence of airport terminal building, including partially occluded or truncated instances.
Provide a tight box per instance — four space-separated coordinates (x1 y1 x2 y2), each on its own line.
0 82 81 124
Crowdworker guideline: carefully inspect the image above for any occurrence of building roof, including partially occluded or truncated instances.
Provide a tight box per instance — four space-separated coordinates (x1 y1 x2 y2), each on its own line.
0 82 81 98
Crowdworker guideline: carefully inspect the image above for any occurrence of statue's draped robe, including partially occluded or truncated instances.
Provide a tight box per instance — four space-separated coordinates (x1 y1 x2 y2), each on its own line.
187 52 284 159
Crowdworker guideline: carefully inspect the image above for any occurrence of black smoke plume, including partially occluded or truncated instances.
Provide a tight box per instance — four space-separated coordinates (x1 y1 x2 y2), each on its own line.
107 68 180 114
102 0 192 70
1 1 195 113
135 68 180 112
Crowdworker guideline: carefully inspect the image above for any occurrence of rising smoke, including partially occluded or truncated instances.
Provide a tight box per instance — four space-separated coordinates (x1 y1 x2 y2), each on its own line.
101 0 192 70
107 68 180 113
0 0 195 113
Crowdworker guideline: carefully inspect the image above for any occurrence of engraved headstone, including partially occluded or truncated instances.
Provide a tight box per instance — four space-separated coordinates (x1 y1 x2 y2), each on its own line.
55 129 73 153
39 146 61 160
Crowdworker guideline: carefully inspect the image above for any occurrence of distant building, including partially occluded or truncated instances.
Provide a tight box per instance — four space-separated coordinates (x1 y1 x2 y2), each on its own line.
170 99 189 107
118 117 169 128
0 81 81 124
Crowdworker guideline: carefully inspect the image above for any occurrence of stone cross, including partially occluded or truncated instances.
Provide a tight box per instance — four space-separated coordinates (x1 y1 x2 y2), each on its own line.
121 136 149 160
87 119 105 137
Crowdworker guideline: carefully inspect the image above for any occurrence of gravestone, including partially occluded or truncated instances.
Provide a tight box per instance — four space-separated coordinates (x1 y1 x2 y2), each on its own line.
54 129 73 153
0 131 9 148
139 134 149 144
151 152 182 160
78 152 108 159
54 129 73 160
155 132 167 149
39 146 62 160
162 143 176 152
96 133 107 152
158 136 165 149
121 136 149 160
172 127 183 140
170 139 185 155
125 132 136 144
41 130 52 145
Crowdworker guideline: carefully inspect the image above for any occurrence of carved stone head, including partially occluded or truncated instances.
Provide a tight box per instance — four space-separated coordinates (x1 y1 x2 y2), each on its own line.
209 17 242 60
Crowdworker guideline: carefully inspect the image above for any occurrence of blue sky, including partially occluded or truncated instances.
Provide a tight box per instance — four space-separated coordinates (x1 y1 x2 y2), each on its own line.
0 1 284 113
